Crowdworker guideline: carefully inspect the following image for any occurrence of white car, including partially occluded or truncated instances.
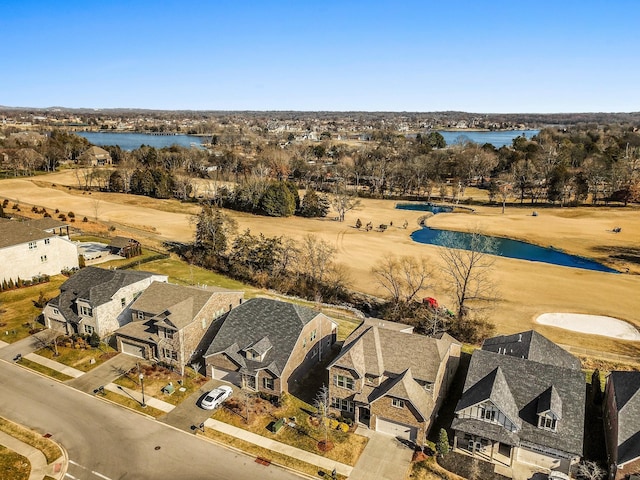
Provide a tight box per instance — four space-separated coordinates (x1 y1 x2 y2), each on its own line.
200 385 233 410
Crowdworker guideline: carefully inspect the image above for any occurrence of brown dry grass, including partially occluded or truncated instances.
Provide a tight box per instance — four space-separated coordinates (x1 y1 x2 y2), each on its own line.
0 417 61 463
3 172 640 357
0 445 30 480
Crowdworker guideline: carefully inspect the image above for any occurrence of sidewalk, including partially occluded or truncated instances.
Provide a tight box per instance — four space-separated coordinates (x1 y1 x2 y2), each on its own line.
0 428 67 480
6 350 356 477
205 418 353 477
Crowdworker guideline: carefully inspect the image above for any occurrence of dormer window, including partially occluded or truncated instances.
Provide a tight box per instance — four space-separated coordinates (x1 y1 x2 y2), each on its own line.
479 406 497 422
79 305 92 317
538 414 558 431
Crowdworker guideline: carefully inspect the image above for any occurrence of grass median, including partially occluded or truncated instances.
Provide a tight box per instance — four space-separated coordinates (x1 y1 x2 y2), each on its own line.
0 417 61 463
17 358 73 382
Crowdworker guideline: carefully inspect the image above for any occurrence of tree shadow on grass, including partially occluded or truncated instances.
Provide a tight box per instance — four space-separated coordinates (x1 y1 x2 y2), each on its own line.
591 245 640 265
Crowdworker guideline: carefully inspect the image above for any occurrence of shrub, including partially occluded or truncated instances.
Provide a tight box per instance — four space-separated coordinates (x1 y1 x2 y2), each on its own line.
44 213 51 218
55 208 59 213
337 422 349 432
83 217 88 222
437 428 450 456
67 211 75 218
89 331 100 348
329 419 339 430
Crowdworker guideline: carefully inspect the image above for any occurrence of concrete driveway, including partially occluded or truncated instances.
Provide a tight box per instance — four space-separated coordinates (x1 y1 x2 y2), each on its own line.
0 329 61 362
349 431 414 480
159 379 234 432
65 353 139 393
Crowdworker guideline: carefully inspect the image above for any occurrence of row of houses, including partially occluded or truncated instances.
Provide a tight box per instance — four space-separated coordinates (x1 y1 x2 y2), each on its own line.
2 214 638 478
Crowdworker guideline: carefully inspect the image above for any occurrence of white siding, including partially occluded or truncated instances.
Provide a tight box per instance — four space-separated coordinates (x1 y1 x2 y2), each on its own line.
0 235 78 282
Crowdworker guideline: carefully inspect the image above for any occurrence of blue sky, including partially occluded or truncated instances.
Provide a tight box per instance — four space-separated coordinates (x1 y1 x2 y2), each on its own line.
1 0 638 113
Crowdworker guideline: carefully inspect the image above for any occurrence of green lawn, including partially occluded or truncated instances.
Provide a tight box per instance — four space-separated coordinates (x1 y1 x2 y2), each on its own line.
0 276 66 343
16 358 73 382
131 256 260 294
35 342 118 372
212 392 367 467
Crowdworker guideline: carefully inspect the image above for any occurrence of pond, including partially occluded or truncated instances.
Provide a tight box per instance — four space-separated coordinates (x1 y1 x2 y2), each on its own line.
396 203 618 273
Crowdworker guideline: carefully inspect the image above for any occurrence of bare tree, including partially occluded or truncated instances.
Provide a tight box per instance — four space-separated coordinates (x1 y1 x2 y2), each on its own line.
330 186 361 222
437 231 498 321
372 255 433 315
189 361 202 378
575 460 606 480
92 199 101 222
314 384 331 445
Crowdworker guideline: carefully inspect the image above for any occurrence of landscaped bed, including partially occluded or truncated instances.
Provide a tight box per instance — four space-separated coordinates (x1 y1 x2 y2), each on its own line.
114 362 208 406
212 392 367 466
0 445 30 480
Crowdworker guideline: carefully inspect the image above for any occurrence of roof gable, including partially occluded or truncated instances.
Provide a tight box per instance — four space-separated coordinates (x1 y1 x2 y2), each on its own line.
610 371 640 464
455 349 585 456
204 298 325 377
0 218 53 249
481 330 581 370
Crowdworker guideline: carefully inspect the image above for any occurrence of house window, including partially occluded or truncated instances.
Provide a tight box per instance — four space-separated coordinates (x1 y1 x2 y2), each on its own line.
263 377 274 390
79 305 92 317
44 238 50 245
311 329 317 341
28 241 37 249
538 415 557 431
162 329 174 339
332 398 354 413
163 348 177 360
121 298 126 307
40 255 48 262
392 398 405 408
136 311 144 320
480 406 497 422
334 374 354 390
52 308 59 315
84 324 94 334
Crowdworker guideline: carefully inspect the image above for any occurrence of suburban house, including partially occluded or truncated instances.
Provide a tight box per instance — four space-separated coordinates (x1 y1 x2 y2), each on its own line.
203 298 337 397
107 236 142 258
604 370 640 479
79 146 112 166
21 218 71 237
327 319 461 446
113 282 243 368
0 217 79 285
43 267 168 337
452 330 585 476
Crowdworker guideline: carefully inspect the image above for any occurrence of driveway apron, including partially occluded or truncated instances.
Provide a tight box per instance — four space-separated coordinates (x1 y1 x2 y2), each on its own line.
349 432 413 480
65 354 139 393
158 379 221 432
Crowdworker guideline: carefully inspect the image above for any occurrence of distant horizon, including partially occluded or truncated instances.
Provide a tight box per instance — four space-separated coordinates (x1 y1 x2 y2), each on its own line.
2 1 639 113
2 105 638 116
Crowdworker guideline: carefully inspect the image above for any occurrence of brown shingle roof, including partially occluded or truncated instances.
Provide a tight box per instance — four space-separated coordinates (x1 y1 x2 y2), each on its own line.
0 218 53 249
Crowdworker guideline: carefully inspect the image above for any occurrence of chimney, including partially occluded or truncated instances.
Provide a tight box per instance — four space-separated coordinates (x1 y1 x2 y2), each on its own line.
518 334 522 342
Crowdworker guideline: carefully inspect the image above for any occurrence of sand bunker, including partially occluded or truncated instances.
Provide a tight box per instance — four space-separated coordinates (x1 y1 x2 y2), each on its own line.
536 313 640 341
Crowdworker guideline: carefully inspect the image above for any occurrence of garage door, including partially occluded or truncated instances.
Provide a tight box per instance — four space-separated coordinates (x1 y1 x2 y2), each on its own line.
376 418 417 442
121 341 145 358
211 366 241 386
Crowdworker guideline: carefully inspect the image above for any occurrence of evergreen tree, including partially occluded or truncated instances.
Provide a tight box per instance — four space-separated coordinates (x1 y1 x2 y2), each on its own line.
437 428 450 456
259 182 296 217
298 189 330 218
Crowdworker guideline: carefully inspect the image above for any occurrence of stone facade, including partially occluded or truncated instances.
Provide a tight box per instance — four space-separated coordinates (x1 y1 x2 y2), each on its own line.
1 234 78 284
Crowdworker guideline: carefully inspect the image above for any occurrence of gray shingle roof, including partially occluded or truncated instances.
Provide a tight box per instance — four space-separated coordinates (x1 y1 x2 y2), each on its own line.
22 218 69 231
481 330 581 370
203 298 324 378
454 348 585 456
331 324 456 383
130 282 225 330
537 386 563 420
609 371 640 465
49 267 160 325
0 217 53 249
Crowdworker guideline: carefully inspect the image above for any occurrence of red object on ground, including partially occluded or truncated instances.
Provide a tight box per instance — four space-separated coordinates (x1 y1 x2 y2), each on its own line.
423 297 439 308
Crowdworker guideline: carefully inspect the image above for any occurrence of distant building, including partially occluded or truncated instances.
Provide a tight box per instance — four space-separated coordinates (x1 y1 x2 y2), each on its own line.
79 146 112 166
0 218 78 285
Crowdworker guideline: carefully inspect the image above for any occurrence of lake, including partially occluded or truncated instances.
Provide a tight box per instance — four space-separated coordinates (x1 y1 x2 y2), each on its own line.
76 132 205 150
395 203 618 273
437 129 539 148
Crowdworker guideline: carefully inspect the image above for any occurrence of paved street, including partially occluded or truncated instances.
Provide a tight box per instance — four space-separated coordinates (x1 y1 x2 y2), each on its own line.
0 359 302 480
